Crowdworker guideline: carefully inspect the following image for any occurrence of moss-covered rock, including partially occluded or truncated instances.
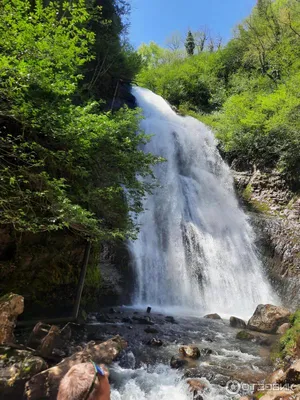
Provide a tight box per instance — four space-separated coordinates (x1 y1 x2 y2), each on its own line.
236 330 255 341
0 346 47 398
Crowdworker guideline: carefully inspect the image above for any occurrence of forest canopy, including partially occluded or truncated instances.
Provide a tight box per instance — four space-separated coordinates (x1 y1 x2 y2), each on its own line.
0 0 159 240
137 0 300 185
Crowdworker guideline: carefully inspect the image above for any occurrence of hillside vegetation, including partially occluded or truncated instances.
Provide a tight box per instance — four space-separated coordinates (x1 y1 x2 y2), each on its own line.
0 0 159 241
0 0 160 311
138 0 300 186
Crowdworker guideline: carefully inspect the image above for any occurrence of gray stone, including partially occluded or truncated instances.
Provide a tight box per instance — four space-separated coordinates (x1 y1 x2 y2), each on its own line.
230 316 247 329
247 304 291 333
170 356 188 369
204 313 222 320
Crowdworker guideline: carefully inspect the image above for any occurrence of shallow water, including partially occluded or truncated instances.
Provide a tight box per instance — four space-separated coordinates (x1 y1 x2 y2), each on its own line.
89 308 275 399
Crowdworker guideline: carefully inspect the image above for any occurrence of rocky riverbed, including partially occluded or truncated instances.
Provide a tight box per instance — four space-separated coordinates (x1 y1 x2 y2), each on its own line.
1 294 299 400
84 306 284 399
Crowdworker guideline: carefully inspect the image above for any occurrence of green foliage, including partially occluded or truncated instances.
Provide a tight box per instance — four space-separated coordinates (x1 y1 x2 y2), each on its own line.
243 184 253 202
138 0 300 185
279 310 300 358
0 0 158 241
80 0 143 100
137 50 227 111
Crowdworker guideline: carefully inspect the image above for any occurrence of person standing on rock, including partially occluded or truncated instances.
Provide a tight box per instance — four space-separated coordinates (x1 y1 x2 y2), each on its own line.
57 362 110 400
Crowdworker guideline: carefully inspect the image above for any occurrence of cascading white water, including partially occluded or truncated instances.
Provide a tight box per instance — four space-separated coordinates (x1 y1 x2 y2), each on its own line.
129 87 278 317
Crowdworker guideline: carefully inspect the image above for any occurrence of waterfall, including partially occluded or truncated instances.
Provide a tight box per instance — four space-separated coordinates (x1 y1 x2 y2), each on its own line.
128 87 278 317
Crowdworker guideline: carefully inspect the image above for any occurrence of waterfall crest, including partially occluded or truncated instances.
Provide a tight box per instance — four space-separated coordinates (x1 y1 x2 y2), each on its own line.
129 87 278 317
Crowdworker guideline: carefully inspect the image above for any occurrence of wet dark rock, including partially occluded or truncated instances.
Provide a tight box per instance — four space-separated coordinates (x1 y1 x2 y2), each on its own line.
133 316 154 325
184 367 216 382
87 315 97 323
147 338 163 347
179 345 200 359
230 316 247 329
52 348 67 358
147 307 151 314
247 304 291 333
193 395 204 400
165 316 177 324
204 313 222 320
170 356 188 369
96 314 111 323
200 348 215 356
109 308 116 314
144 327 159 334
122 317 133 324
0 346 47 398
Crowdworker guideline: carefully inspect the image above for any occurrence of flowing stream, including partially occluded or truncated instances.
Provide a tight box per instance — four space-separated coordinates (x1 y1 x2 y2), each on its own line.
129 87 278 318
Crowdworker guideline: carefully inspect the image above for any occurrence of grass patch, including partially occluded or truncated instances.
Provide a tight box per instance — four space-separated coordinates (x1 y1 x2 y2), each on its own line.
279 310 300 358
271 310 300 364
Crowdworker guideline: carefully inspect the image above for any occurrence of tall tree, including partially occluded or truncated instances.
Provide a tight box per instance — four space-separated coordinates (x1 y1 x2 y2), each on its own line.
166 32 183 51
185 30 195 56
193 29 208 53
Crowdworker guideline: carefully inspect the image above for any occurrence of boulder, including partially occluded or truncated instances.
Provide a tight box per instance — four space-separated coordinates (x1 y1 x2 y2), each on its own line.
276 323 291 335
230 316 247 329
27 322 72 359
144 327 159 334
279 359 300 385
187 378 208 399
96 313 111 323
247 304 291 334
25 335 127 400
265 369 285 384
0 293 24 344
0 346 47 398
179 345 200 359
170 356 188 369
204 313 222 320
165 316 177 324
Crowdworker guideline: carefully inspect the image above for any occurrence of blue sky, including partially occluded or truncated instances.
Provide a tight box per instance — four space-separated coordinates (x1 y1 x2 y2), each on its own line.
129 0 257 48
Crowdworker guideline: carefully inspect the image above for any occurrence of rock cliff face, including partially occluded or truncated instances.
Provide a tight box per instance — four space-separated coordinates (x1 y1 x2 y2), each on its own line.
234 169 300 310
0 226 132 316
